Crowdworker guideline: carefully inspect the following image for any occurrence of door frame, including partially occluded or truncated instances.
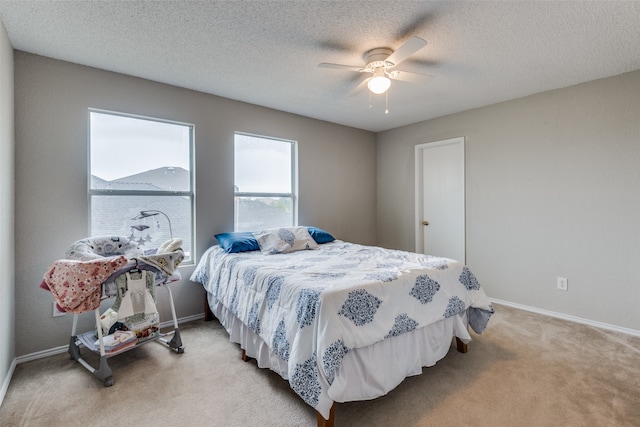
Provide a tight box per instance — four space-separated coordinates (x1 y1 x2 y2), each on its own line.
414 136 466 262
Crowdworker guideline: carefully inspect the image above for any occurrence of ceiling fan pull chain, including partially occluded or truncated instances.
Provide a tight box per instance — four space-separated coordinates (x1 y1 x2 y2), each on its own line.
385 91 389 115
369 89 372 109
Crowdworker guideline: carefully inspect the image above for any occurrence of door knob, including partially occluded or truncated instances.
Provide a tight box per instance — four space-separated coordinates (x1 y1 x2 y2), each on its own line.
422 220 430 226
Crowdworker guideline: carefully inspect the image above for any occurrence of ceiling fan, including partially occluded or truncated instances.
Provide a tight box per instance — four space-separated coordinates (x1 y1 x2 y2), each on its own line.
318 36 431 97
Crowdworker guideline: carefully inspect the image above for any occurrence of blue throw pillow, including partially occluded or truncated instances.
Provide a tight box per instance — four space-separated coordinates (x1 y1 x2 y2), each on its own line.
215 232 260 253
307 227 335 244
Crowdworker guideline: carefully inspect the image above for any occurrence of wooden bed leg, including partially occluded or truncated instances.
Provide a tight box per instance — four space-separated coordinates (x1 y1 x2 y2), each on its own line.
456 337 468 353
316 403 335 427
241 349 248 362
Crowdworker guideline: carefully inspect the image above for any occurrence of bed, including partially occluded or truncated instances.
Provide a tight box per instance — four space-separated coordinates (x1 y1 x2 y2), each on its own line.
190 227 494 426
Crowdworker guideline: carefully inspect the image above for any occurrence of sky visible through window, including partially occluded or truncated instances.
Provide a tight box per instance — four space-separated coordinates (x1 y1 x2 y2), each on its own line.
90 113 291 195
90 112 190 181
234 133 292 193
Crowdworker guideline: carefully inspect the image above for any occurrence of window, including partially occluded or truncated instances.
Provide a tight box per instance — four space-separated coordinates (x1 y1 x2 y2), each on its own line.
89 110 194 262
234 133 296 231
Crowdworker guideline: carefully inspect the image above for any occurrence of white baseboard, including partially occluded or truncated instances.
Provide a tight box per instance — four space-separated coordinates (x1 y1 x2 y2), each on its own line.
158 313 203 329
491 298 640 338
15 313 205 365
16 344 69 364
0 357 17 408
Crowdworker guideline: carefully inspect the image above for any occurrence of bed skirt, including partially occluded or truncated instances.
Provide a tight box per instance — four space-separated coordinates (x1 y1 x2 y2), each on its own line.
207 292 472 409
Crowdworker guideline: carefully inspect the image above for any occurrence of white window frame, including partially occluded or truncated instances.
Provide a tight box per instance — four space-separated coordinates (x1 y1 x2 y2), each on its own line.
234 132 298 231
88 109 195 263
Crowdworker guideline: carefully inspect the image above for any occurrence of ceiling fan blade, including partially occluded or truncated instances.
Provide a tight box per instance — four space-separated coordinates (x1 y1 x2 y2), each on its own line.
348 77 369 97
391 70 433 84
318 62 363 72
386 36 428 67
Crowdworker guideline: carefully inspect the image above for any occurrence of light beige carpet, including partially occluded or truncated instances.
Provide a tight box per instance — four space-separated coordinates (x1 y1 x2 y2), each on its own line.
1 304 639 426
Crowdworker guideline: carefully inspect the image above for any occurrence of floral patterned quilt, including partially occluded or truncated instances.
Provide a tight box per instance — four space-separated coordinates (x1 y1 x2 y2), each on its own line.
191 240 494 419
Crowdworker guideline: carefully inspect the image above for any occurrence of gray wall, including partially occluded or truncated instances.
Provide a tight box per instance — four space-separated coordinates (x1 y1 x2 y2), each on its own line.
11 48 640 359
0 20 15 398
377 70 640 331
14 52 376 356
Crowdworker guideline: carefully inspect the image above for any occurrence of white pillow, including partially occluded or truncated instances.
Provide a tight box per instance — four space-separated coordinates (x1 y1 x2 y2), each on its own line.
253 227 319 254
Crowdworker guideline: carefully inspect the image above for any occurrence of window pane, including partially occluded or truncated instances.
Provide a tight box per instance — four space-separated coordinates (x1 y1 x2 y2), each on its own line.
89 110 194 263
91 195 192 261
234 134 292 193
90 112 191 191
234 197 292 232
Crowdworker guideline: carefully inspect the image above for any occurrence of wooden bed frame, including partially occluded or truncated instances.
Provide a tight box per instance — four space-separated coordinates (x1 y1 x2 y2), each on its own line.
205 297 469 427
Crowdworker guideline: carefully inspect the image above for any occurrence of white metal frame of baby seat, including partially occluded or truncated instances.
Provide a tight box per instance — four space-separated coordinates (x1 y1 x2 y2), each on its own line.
68 280 184 387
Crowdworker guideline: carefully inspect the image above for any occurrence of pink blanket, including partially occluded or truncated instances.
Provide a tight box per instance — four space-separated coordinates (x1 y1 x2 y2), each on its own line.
40 256 128 313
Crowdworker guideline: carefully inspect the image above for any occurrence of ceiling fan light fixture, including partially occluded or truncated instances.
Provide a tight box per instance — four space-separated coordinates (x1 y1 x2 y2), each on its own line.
367 68 391 94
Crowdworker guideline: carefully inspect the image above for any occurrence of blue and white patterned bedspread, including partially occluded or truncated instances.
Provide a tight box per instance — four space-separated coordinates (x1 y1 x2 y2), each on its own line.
191 241 494 419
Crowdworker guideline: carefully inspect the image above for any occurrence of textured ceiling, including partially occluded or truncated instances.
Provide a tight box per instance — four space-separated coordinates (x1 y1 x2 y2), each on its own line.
1 1 640 132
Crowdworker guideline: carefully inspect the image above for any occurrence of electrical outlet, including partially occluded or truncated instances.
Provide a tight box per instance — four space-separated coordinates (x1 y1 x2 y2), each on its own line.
53 302 66 317
557 277 568 291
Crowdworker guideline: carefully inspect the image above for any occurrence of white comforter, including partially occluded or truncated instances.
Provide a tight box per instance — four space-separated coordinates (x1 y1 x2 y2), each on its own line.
191 241 494 419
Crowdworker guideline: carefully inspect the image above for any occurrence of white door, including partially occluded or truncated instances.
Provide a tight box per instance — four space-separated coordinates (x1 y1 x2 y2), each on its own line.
414 137 465 263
